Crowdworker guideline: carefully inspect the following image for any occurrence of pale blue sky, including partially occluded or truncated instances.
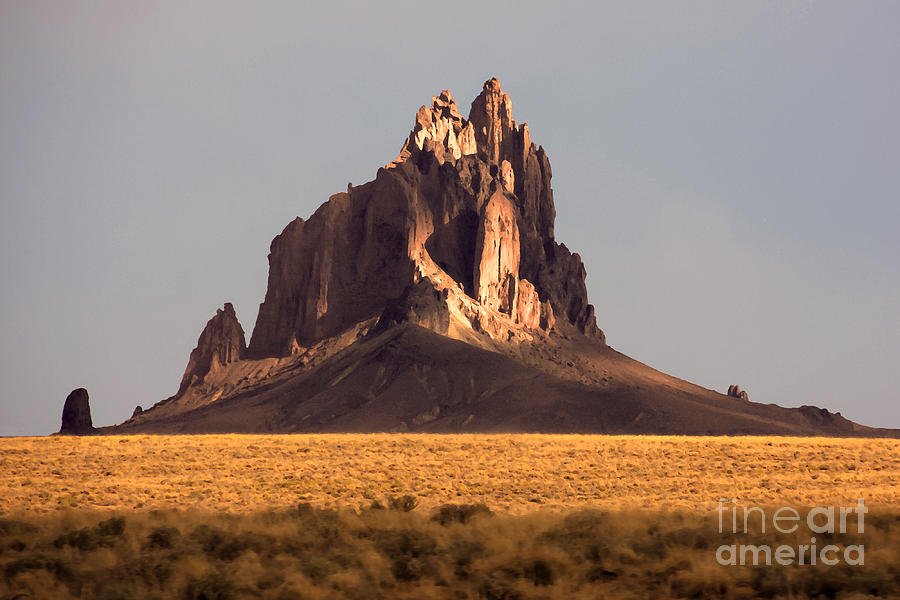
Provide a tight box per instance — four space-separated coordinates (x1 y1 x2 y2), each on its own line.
2 1 898 435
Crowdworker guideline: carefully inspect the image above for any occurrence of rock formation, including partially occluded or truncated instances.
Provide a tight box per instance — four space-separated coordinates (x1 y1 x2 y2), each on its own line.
106 78 898 439
797 406 851 432
178 303 247 393
248 77 601 360
60 388 94 435
727 384 749 401
373 277 450 336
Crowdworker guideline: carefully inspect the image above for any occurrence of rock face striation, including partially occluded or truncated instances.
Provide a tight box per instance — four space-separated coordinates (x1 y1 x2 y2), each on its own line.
178 303 247 394
59 388 94 435
106 78 898 439
248 78 601 359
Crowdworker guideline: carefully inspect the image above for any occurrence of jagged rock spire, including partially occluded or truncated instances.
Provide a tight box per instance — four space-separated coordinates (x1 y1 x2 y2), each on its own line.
391 89 476 167
469 77 515 166
179 303 246 393
248 78 603 359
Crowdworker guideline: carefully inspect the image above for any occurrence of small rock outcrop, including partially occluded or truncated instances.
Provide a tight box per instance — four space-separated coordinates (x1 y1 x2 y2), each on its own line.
727 384 749 400
373 278 450 335
131 405 143 418
60 388 94 434
178 303 247 393
797 405 852 432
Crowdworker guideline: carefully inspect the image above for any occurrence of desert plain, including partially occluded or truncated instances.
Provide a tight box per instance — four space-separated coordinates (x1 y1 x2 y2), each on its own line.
2 434 899 514
2 435 900 599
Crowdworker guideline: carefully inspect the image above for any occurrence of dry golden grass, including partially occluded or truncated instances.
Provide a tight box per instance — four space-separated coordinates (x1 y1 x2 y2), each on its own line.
3 504 897 599
2 435 900 599
2 434 898 514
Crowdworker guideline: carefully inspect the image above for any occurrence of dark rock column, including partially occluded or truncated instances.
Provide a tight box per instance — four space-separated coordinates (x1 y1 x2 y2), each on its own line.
59 388 95 435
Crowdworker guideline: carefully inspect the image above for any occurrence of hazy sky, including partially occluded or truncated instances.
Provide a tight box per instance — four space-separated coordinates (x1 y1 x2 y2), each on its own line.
2 1 898 436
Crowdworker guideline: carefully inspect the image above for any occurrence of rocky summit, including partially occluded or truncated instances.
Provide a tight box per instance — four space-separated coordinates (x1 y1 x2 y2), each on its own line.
247 78 598 361
106 79 896 437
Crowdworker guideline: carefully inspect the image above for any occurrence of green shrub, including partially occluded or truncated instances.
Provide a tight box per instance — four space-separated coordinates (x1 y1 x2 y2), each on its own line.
446 538 487 579
54 527 102 551
96 516 127 537
432 503 492 525
4 553 71 580
375 529 438 581
147 526 181 549
387 495 419 512
1 506 899 599
184 571 235 600
53 516 126 551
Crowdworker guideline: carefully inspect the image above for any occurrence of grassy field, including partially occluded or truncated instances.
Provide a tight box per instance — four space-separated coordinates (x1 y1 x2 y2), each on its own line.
3 504 900 599
1 434 899 514
2 435 899 599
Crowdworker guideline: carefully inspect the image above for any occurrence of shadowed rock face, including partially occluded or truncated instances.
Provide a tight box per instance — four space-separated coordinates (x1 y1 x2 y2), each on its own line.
248 78 601 359
178 303 247 394
372 277 450 336
60 388 94 434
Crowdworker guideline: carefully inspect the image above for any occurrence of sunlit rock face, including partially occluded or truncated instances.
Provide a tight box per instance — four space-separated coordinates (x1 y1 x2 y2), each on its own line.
474 190 520 316
179 303 247 393
247 77 603 359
